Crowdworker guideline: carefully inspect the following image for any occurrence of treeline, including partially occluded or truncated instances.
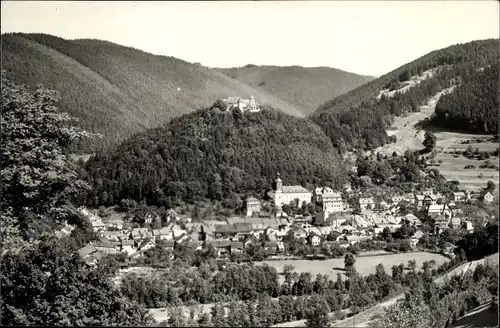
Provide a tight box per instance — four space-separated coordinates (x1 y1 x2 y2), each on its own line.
80 107 346 208
312 39 499 150
351 151 459 196
432 63 499 133
371 260 498 328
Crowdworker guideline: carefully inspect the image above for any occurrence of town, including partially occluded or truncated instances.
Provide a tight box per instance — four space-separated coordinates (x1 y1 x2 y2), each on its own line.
76 172 495 266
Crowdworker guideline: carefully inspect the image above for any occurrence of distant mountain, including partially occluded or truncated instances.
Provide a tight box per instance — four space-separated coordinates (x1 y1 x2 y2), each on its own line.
82 107 347 207
311 39 499 150
217 65 373 116
1 33 305 151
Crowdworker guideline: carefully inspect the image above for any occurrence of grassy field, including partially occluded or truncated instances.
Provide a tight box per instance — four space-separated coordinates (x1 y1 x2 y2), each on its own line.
258 252 449 283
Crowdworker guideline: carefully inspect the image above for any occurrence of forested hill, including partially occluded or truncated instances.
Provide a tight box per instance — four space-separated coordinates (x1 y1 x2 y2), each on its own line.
1 33 304 151
311 39 499 150
217 65 373 116
80 107 347 208
431 63 499 134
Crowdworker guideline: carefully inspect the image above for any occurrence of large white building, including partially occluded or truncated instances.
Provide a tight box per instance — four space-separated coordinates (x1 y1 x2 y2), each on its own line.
322 192 344 215
271 173 312 207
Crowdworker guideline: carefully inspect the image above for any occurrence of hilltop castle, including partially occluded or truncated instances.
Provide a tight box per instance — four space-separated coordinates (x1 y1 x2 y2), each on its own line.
222 95 260 113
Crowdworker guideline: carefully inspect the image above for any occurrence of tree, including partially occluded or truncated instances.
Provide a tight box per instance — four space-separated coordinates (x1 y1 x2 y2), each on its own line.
304 295 331 328
344 253 356 270
370 289 432 328
1 74 98 248
422 131 436 152
1 238 153 326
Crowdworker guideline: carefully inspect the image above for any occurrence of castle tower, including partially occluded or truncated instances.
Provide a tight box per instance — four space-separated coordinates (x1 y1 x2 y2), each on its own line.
275 173 283 192
249 95 257 111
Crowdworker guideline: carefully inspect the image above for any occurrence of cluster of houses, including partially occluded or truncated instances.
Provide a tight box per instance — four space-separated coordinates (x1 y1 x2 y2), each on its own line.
77 175 492 265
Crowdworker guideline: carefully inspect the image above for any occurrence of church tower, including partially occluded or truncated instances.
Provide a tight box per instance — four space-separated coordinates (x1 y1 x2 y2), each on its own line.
275 173 283 192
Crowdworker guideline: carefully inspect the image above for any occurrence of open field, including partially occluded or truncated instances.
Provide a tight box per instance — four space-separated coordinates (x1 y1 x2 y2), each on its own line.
367 85 498 191
369 86 456 157
433 151 499 192
258 252 449 283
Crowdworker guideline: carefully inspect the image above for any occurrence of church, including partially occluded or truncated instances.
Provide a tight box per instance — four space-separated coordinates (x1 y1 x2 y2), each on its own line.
270 173 312 207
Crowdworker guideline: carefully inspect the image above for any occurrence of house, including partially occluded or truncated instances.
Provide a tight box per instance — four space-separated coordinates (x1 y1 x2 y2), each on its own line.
185 240 203 252
291 227 308 239
482 192 494 203
406 238 419 249
269 173 312 207
351 215 370 229
144 211 159 224
277 241 285 253
246 197 261 217
230 242 244 253
402 214 422 226
450 217 461 229
314 187 334 203
207 240 232 257
322 192 344 215
415 195 426 209
137 239 156 252
308 233 322 247
154 227 174 240
78 244 98 260
403 193 415 203
427 204 452 219
424 194 438 207
94 241 120 254
434 218 451 236
392 195 405 204
120 239 136 255
451 208 464 218
422 189 434 196
345 235 369 245
162 240 175 252
340 225 355 234
462 221 474 231
166 209 179 222
264 241 278 255
441 242 457 256
412 230 424 240
453 192 466 202
130 228 151 240
359 197 375 210
214 222 254 240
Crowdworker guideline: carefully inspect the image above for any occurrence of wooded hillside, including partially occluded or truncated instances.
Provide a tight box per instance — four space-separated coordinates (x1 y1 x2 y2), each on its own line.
311 39 499 150
217 65 373 116
81 107 347 208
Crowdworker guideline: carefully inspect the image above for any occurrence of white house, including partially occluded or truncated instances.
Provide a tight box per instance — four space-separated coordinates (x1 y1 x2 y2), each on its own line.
427 204 452 218
121 240 137 256
359 197 375 210
314 187 334 203
322 192 344 215
453 192 466 202
483 192 494 203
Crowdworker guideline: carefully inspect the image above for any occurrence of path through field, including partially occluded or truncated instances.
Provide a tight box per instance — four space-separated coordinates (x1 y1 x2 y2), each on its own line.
370 85 457 157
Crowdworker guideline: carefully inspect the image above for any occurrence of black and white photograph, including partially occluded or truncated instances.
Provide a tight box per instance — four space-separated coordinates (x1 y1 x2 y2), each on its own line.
1 1 499 327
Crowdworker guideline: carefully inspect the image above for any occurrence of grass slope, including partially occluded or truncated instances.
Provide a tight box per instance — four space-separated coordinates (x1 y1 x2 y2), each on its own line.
217 65 373 116
1 33 304 151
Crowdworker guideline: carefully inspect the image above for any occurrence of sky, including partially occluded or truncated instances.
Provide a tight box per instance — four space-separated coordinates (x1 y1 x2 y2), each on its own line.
2 1 499 76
